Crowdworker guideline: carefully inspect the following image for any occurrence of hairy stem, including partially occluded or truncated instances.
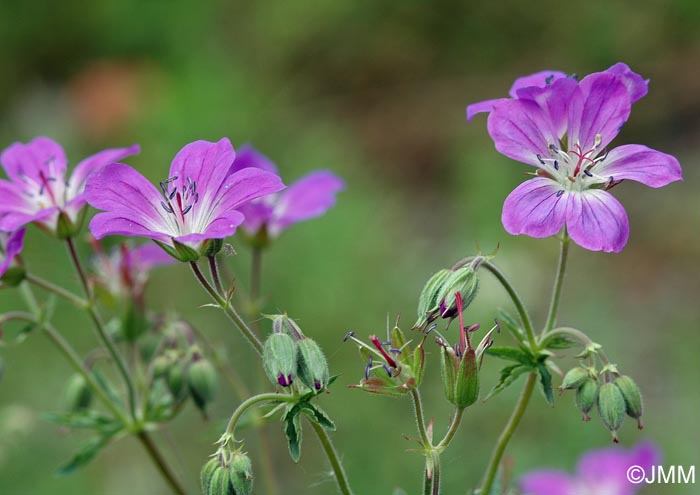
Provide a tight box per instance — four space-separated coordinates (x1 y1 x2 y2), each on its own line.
208 255 224 295
136 431 188 495
479 372 537 495
250 246 263 334
189 261 263 355
436 408 465 450
410 388 430 447
223 393 292 438
25 273 88 308
66 237 137 419
430 450 441 495
309 420 355 495
544 232 570 333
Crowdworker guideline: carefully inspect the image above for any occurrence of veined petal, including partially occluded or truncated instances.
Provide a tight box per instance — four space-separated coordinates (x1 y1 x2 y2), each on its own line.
509 70 568 97
487 98 558 166
566 190 629 253
516 77 579 139
0 179 31 213
239 202 274 234
211 167 285 214
68 144 140 198
594 144 682 187
228 145 279 175
168 138 236 212
502 178 568 238
605 63 649 103
466 98 508 122
0 137 67 183
88 212 171 242
174 210 245 243
271 170 344 234
85 163 173 236
0 229 25 277
519 470 574 495
568 73 631 151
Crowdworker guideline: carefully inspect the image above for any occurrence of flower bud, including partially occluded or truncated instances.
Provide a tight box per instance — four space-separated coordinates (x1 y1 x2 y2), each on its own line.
614 375 643 429
414 268 451 328
269 314 304 339
188 358 218 411
229 451 254 495
64 373 93 412
151 355 172 378
559 367 591 392
201 458 221 494
575 378 598 421
167 362 187 401
296 338 330 392
454 348 479 409
435 264 479 319
207 465 233 495
55 210 85 239
262 333 297 387
597 382 626 442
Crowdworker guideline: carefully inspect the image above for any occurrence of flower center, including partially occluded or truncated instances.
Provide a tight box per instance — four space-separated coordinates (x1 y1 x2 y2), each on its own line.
19 158 68 210
158 176 201 235
535 135 614 192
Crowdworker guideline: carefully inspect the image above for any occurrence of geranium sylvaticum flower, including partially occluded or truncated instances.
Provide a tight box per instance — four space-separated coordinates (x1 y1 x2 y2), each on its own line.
468 63 682 252
0 137 139 237
0 229 25 279
85 138 285 261
228 145 344 244
520 441 659 495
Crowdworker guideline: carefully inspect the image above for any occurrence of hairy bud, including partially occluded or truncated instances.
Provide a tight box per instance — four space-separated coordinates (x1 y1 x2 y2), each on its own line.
263 333 297 387
575 378 599 421
188 358 218 412
414 268 451 328
560 367 591 391
296 338 330 392
454 348 479 409
614 375 643 429
435 264 480 318
597 382 626 442
229 451 254 495
167 362 187 401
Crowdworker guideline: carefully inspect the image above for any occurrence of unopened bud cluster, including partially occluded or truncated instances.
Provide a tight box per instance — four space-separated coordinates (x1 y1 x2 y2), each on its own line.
200 450 253 495
262 314 330 393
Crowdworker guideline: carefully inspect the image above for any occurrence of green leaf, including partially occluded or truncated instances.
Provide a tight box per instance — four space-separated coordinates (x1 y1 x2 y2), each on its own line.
57 430 118 475
43 411 117 431
495 308 526 342
484 364 530 401
283 405 303 462
541 334 577 350
91 370 123 405
300 402 336 431
485 346 533 365
537 363 554 406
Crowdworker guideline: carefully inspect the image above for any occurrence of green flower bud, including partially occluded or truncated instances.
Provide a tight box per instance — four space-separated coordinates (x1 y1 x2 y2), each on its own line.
229 451 254 495
167 362 187 401
269 314 305 339
439 346 457 404
296 338 330 392
597 382 626 442
614 375 644 429
151 355 171 378
435 263 480 318
263 333 297 387
454 348 479 409
414 268 451 328
201 458 221 494
203 239 224 258
188 358 218 411
560 367 591 391
139 333 161 363
207 466 233 495
55 210 86 239
575 378 599 421
64 373 93 412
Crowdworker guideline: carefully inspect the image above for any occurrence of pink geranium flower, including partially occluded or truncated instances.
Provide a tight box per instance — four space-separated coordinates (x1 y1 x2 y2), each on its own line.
0 229 25 279
468 64 682 252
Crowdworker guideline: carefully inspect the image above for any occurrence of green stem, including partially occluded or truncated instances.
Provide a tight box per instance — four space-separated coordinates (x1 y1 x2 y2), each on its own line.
208 255 224 295
250 246 263 334
479 372 537 495
430 450 441 495
136 431 188 495
309 420 355 495
223 393 292 439
423 467 432 495
541 326 611 365
190 261 263 355
544 232 570 333
410 388 430 446
436 408 464 450
25 274 88 308
66 237 138 420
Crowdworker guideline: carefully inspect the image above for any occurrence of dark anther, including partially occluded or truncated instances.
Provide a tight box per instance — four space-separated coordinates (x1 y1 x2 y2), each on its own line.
553 160 559 170
556 190 565 197
545 75 554 85
169 188 177 200
182 204 193 215
382 365 393 377
160 201 174 213
584 170 593 177
364 355 373 380
536 154 545 165
343 331 355 342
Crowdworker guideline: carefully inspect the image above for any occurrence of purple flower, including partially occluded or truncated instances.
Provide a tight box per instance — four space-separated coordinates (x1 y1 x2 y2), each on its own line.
85 138 285 260
228 145 345 239
0 137 139 235
468 64 682 253
0 229 25 279
520 441 660 495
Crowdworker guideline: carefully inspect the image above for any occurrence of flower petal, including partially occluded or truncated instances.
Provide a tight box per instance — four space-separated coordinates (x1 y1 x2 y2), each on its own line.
271 170 345 234
594 144 682 187
567 73 631 152
85 162 173 236
576 442 660 495
487 98 558 166
515 77 579 139
0 229 25 277
566 190 629 253
510 70 568 97
0 137 67 183
228 145 279 175
239 202 274 234
605 63 649 103
168 138 236 213
501 178 568 238
174 210 246 243
131 243 177 269
520 470 574 495
211 167 285 214
0 179 31 214
466 98 508 122
68 144 140 200
88 212 171 242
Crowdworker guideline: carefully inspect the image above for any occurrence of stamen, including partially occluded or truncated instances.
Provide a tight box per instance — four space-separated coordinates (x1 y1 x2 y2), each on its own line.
181 204 193 215
343 331 355 342
553 160 559 170
536 154 545 165
556 190 564 197
545 75 554 85
364 355 373 380
583 170 593 177
160 201 174 213
370 335 398 368
382 365 393 377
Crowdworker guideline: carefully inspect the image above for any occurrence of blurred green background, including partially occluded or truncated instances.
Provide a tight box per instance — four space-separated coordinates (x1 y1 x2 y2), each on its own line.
1 1 699 494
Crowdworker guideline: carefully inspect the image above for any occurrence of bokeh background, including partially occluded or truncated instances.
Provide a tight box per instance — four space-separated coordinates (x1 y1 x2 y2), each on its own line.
1 1 699 494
